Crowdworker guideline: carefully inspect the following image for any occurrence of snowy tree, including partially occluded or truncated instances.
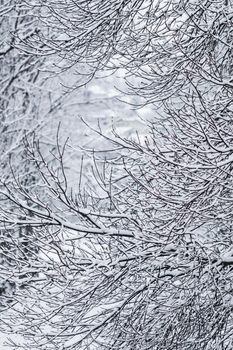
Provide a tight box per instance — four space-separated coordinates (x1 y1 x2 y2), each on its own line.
1 0 233 349
1 112 233 349
20 0 233 99
0 0 64 306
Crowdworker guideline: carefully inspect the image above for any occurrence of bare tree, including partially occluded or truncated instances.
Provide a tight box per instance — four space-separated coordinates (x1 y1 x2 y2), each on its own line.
1 0 233 349
1 115 233 349
19 0 233 99
0 0 64 306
